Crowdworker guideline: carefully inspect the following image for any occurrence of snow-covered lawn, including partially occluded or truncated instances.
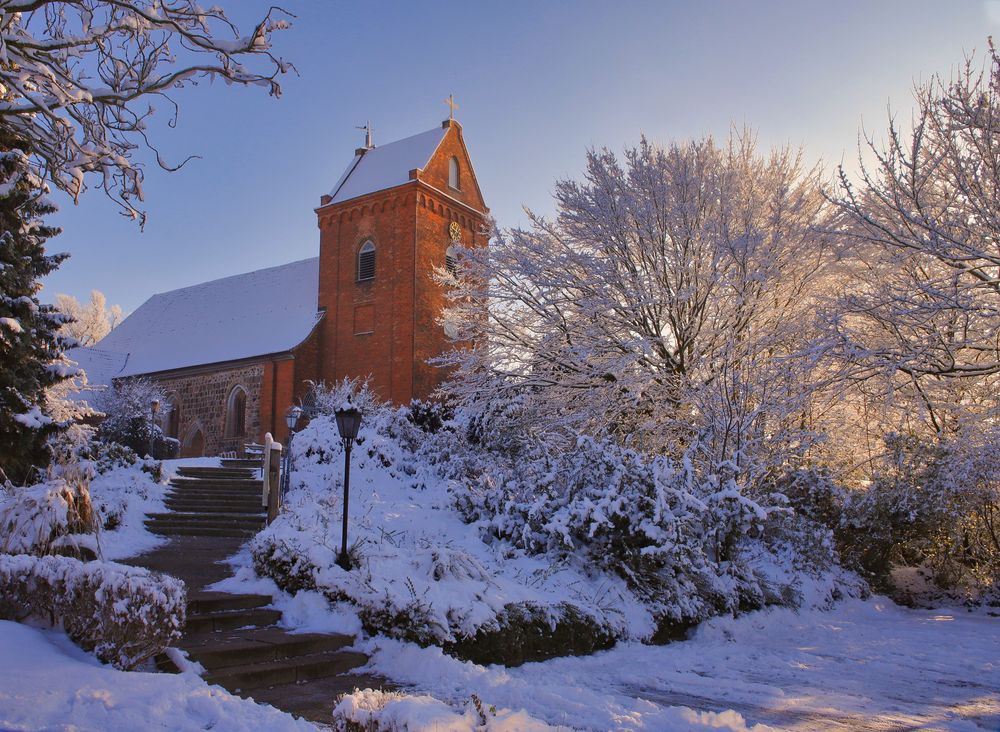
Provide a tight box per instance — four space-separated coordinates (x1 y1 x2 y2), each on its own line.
353 599 1000 731
0 620 317 732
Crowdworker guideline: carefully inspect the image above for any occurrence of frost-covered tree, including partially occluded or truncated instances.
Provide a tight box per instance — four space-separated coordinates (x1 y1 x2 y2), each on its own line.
55 290 123 347
833 42 1000 441
440 133 838 486
0 133 75 486
0 1 292 223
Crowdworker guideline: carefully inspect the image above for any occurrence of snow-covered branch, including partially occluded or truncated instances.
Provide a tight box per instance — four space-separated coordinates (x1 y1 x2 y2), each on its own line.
0 0 293 223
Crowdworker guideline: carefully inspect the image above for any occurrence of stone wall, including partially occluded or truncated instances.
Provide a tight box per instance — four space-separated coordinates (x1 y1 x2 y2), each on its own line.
152 362 264 457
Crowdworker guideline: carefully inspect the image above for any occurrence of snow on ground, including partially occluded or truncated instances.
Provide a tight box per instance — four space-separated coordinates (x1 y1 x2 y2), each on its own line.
92 456 221 561
89 463 167 561
0 620 318 732
346 598 1000 731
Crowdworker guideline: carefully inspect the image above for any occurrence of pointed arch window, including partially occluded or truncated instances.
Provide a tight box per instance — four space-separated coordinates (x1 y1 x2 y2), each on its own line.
445 244 458 277
448 157 460 190
225 386 247 438
357 240 376 282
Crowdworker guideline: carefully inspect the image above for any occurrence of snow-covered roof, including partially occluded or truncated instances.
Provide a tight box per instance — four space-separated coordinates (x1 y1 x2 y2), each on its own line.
327 126 447 205
81 257 322 379
63 347 129 403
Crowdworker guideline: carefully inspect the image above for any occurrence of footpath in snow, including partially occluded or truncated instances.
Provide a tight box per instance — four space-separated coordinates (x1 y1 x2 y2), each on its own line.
353 599 1000 731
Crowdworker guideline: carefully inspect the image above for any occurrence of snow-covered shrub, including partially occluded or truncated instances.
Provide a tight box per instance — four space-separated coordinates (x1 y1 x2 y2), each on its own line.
304 377 387 421
0 471 98 559
0 553 185 669
93 377 167 457
46 424 166 549
840 431 1000 601
458 435 842 626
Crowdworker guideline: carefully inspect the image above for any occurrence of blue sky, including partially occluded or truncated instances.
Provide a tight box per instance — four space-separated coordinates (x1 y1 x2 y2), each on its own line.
42 0 995 313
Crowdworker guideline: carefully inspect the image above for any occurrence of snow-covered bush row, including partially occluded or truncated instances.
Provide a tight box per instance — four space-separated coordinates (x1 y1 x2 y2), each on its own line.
455 433 859 627
331 688 560 731
0 553 185 669
0 472 98 559
249 386 862 661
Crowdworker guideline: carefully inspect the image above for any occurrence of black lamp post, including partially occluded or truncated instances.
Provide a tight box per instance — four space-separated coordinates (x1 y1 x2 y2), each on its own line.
149 399 160 458
282 406 303 496
334 404 362 570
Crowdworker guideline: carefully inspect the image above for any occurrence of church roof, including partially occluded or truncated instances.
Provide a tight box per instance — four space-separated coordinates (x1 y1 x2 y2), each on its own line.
327 126 447 205
77 257 322 381
63 347 130 404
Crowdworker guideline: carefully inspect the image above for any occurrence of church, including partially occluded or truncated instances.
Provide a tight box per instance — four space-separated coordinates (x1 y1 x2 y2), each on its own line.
71 113 489 457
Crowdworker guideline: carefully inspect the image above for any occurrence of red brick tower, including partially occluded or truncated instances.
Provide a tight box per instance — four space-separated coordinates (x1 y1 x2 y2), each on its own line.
314 117 488 403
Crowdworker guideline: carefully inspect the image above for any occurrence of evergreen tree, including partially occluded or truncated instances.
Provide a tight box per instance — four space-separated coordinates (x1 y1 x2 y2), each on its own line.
0 132 74 485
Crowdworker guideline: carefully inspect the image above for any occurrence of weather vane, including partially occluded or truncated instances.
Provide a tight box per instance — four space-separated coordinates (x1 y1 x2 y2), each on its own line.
445 94 458 121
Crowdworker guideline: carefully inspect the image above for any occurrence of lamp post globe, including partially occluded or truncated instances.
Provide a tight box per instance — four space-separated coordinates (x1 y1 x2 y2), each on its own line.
285 405 303 432
334 404 362 570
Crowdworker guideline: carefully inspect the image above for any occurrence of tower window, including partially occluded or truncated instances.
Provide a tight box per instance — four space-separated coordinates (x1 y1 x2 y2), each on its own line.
357 240 376 281
448 157 460 190
445 244 458 277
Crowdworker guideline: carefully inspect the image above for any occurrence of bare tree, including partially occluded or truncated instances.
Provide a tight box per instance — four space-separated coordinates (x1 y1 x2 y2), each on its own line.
0 1 293 223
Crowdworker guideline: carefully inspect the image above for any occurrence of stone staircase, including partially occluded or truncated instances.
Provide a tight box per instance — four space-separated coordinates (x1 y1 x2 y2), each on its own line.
134 462 385 723
146 465 266 538
166 591 369 696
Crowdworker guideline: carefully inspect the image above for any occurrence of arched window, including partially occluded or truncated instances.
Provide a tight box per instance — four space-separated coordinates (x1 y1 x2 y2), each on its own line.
448 157 460 190
445 244 458 277
357 240 376 281
225 386 247 438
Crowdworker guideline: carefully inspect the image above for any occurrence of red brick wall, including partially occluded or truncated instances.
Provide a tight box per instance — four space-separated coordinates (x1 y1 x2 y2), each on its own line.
314 120 488 404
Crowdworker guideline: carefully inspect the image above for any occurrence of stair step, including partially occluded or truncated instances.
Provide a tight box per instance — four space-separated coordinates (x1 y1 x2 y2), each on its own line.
169 480 263 489
176 468 257 479
167 490 262 500
148 525 258 538
205 649 369 691
164 501 265 514
187 592 273 615
186 607 282 634
221 459 263 469
181 628 354 670
146 515 265 529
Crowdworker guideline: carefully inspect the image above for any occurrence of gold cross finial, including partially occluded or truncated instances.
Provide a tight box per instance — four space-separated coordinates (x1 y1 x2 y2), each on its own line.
445 94 458 121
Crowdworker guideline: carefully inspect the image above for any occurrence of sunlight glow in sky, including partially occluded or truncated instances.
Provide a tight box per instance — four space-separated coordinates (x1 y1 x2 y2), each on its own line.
41 0 996 313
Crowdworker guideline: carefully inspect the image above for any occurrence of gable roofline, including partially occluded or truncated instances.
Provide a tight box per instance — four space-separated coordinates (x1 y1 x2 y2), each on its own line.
438 119 488 213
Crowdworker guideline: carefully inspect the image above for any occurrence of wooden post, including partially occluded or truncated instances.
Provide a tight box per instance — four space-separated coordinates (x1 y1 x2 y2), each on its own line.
267 443 281 525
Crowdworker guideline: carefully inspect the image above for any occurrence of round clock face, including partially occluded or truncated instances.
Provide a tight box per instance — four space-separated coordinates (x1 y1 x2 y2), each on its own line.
449 221 461 241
